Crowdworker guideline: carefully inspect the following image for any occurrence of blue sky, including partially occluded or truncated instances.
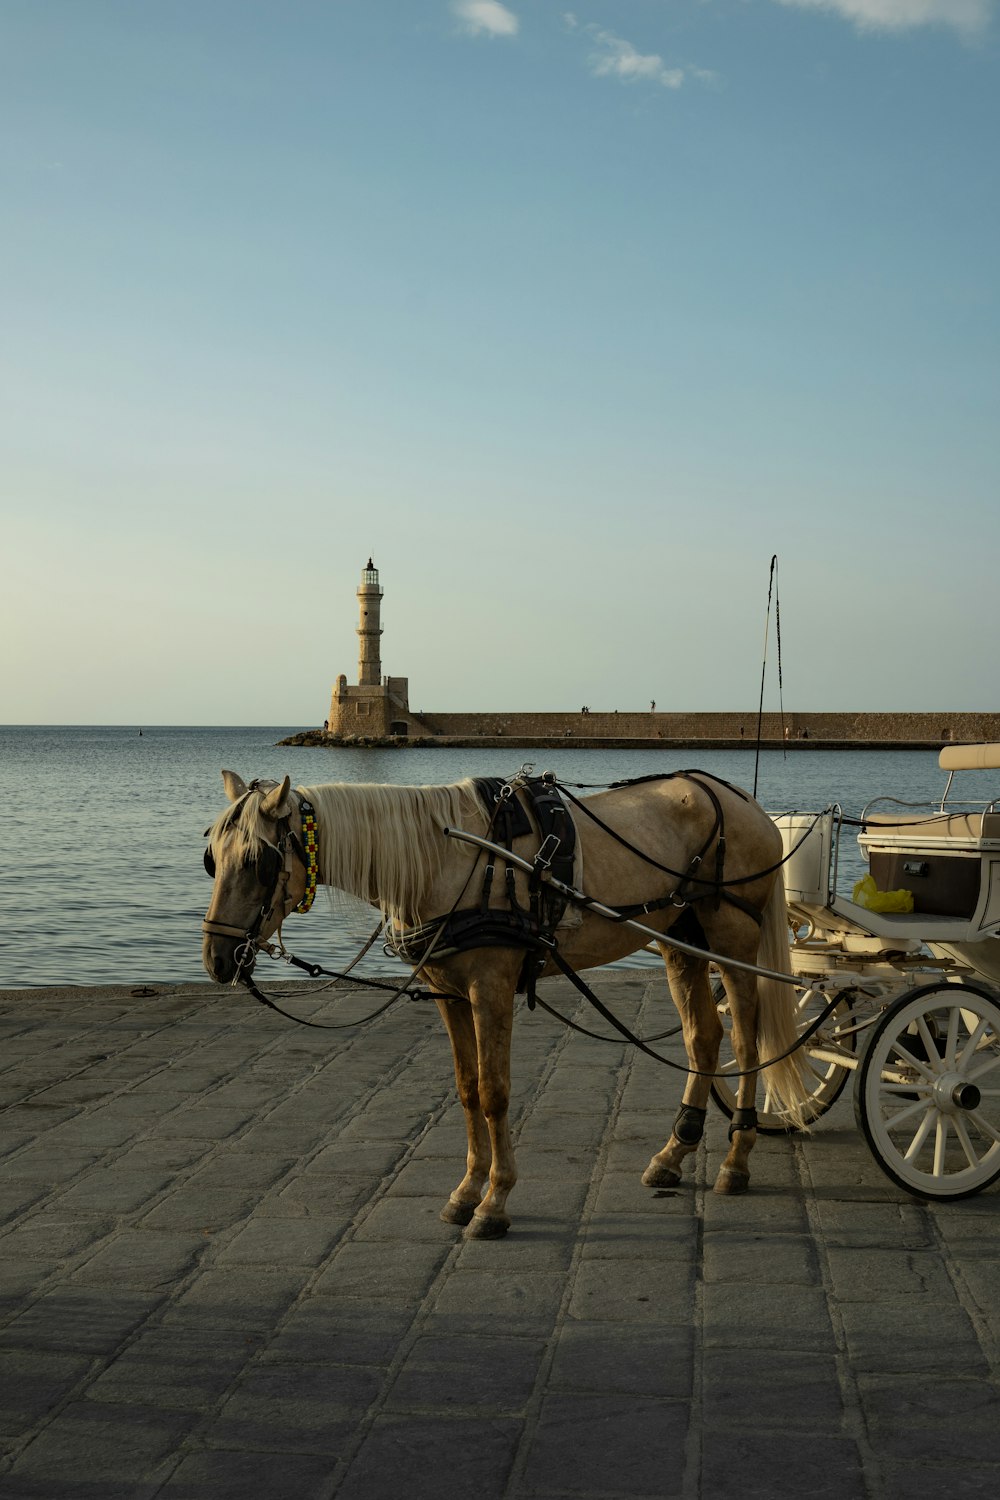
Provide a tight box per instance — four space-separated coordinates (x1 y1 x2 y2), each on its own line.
3 0 998 722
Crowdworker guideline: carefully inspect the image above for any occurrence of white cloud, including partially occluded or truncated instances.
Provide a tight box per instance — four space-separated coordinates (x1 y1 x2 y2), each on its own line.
772 0 994 37
452 1 520 38
587 28 685 87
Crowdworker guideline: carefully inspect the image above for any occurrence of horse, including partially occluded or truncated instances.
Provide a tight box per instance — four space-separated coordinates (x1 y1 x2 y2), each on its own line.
201 768 810 1238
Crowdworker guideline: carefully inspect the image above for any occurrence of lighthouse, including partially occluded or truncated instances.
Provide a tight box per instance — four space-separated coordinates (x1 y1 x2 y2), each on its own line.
327 561 419 739
356 558 383 686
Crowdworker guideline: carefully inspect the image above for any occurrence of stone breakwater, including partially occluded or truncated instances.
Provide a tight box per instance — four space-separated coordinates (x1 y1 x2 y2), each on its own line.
280 710 1000 751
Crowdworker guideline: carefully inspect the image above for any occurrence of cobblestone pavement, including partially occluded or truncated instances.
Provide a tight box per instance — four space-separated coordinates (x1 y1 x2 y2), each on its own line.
1 975 998 1499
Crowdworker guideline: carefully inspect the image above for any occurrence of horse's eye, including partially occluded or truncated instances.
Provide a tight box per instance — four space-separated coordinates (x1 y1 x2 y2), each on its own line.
204 848 216 878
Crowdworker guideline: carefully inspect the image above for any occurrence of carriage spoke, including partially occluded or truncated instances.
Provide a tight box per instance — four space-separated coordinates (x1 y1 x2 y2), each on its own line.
951 1113 984 1169
803 1052 836 1085
968 1052 1000 1084
886 1096 933 1132
933 1117 949 1177
915 1015 943 1072
965 1109 1000 1147
944 1003 961 1069
888 1038 938 1082
902 1106 937 1161
957 1017 991 1070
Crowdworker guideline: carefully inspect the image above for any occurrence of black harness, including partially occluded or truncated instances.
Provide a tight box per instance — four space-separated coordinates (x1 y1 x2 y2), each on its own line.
473 775 576 921
558 772 767 928
386 772 764 1006
201 772 838 1109
385 777 578 996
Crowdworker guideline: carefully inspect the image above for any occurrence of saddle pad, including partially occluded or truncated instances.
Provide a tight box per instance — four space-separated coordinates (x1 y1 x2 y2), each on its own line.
473 777 583 931
473 778 534 842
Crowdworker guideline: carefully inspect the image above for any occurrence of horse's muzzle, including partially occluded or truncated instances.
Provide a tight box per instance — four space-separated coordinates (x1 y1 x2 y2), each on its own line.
201 913 257 984
202 932 252 985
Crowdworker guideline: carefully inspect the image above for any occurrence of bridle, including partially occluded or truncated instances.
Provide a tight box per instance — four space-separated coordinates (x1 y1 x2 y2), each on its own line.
202 785 318 979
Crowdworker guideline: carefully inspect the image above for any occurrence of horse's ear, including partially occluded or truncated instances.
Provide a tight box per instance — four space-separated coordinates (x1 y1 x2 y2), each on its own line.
260 775 293 820
222 770 249 803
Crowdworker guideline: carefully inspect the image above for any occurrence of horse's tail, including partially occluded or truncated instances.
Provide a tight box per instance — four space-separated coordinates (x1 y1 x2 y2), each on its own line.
754 876 810 1130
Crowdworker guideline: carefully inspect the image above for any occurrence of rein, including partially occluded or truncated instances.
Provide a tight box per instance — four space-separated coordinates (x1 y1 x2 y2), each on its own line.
237 959 453 1031
540 945 845 1079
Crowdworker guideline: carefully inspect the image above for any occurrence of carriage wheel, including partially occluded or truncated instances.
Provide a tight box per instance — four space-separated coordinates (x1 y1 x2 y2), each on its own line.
855 982 1000 1200
709 976 856 1134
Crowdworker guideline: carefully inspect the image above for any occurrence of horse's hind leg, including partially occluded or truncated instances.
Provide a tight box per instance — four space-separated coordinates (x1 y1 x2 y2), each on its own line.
713 969 760 1195
642 951 722 1189
435 996 491 1226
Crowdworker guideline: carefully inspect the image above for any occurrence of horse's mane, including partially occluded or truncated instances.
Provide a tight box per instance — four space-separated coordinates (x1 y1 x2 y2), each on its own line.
300 778 484 923
208 778 484 923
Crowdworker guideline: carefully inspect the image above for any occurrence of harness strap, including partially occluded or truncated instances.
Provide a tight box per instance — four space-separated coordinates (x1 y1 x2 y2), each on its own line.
562 773 768 926
609 889 763 928
479 854 496 915
544 944 844 1079
557 776 721 894
201 918 251 940
544 945 694 1072
559 772 785 898
669 774 725 910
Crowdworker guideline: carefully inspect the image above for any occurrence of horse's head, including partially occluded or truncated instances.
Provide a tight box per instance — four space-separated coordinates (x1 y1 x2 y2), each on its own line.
201 769 312 984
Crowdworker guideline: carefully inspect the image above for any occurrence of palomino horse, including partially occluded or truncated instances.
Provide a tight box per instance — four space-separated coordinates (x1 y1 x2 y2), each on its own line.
202 769 809 1238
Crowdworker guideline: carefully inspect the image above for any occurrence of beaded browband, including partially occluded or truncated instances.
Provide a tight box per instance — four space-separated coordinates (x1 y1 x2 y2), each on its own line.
295 798 319 914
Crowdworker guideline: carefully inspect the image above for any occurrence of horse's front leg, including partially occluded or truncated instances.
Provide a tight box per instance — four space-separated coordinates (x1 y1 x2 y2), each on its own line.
642 951 722 1189
435 995 491 1227
465 972 517 1240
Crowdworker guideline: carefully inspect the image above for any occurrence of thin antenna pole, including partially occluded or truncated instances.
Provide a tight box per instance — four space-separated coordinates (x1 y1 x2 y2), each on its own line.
753 555 778 799
775 556 786 754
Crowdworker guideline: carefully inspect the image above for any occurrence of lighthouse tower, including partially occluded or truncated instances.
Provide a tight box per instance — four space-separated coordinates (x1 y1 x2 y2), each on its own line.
327 560 418 739
356 558 383 686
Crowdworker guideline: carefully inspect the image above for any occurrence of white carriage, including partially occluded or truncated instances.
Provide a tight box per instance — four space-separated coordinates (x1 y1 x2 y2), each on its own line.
711 742 1000 1200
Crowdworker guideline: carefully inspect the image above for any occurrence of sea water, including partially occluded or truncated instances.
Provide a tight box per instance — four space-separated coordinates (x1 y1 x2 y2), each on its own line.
0 726 951 988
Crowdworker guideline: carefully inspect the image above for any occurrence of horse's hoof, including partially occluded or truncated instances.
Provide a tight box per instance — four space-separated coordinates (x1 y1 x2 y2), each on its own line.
642 1161 681 1189
440 1200 477 1226
463 1213 509 1240
714 1168 750 1195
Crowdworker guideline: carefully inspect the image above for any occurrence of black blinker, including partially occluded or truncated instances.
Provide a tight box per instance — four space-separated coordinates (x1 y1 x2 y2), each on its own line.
256 846 282 886
204 844 280 886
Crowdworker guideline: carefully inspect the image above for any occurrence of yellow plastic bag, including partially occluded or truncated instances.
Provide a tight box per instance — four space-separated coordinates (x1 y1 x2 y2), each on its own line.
852 874 914 913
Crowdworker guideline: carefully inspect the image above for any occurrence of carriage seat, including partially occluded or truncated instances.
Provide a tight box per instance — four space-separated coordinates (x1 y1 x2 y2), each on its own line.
773 808 1000 938
859 812 1000 921
860 810 1000 845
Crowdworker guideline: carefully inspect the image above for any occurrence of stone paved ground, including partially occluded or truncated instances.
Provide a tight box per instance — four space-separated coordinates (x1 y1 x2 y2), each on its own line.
1 974 999 1499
